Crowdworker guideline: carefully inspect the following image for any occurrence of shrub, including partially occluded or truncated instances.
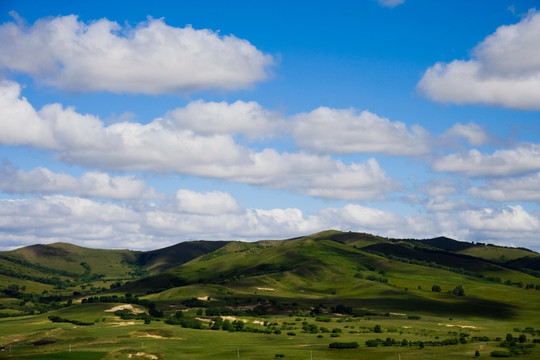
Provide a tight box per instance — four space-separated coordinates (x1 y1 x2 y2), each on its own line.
490 351 512 357
365 339 380 347
432 285 442 292
316 316 331 322
453 285 465 296
329 342 358 349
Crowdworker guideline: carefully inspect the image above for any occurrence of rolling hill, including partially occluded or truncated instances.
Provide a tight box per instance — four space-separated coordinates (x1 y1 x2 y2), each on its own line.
0 231 539 359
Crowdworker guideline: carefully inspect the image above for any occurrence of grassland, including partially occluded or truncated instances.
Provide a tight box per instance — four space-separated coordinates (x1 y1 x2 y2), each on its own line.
0 231 539 359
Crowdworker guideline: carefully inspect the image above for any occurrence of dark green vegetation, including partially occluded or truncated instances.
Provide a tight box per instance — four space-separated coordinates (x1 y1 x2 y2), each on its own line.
0 230 539 359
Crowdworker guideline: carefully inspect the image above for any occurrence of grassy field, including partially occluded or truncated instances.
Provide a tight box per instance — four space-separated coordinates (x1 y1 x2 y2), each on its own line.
0 301 539 359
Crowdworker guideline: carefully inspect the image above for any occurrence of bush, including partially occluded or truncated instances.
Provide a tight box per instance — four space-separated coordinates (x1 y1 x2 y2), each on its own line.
365 339 380 347
329 342 359 349
316 316 331 322
453 285 465 296
432 285 442 292
490 351 512 357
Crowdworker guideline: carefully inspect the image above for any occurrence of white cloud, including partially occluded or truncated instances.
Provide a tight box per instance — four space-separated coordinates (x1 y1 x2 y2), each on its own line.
433 144 540 177
0 192 538 251
292 107 429 156
443 123 489 147
0 161 156 200
0 195 146 249
469 172 540 203
0 15 273 94
0 81 55 147
0 81 397 201
378 0 405 8
461 205 539 232
320 204 405 230
421 178 458 197
176 189 242 215
424 196 469 212
418 10 540 110
166 100 284 138
0 190 406 250
404 205 540 249
299 158 400 200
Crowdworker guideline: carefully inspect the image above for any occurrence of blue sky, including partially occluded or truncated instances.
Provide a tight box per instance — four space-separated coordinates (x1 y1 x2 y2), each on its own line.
0 0 539 251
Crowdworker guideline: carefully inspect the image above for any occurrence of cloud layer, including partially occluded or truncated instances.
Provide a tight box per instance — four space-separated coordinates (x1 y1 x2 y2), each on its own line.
0 15 273 94
0 81 398 201
1 190 537 251
418 10 540 110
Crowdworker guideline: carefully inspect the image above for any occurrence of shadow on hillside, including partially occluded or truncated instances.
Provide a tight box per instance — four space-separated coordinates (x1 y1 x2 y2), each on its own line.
357 296 517 319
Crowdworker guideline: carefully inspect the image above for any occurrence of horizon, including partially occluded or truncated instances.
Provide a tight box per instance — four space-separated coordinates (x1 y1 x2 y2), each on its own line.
0 0 539 252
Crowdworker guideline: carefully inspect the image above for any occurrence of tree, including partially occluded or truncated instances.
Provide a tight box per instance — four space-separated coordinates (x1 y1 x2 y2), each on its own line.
211 316 223 330
222 319 234 331
401 339 408 346
453 285 465 296
374 324 382 333
432 285 442 292
475 350 480 357
174 311 184 319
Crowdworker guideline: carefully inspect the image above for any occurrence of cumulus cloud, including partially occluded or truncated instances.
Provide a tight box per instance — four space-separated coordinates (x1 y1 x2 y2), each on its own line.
292 107 429 156
378 0 405 8
0 81 398 201
0 161 156 200
424 196 469 212
404 205 540 249
176 189 242 215
165 100 284 138
418 10 540 110
320 204 405 230
469 172 540 203
461 205 539 232
0 14 273 94
420 178 458 197
0 81 55 147
433 143 540 177
0 195 146 249
442 123 489 147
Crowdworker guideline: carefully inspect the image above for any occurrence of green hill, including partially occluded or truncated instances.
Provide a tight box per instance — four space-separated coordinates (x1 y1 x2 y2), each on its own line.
0 231 539 359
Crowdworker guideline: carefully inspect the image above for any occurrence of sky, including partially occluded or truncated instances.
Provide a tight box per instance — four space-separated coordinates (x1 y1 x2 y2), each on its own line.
0 0 539 251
